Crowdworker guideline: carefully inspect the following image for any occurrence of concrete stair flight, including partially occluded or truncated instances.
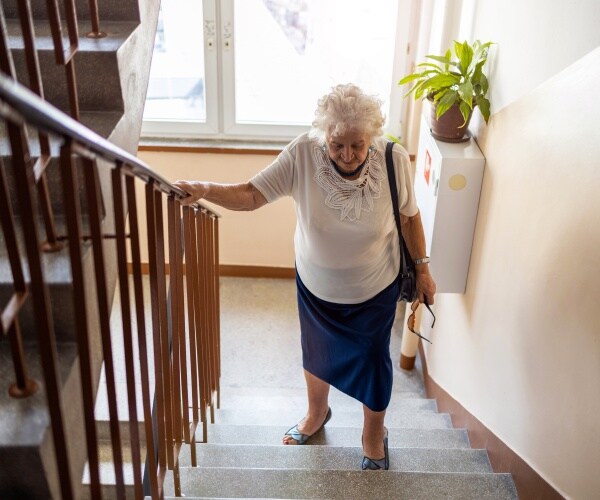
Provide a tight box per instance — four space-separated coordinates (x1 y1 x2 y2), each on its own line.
154 387 518 499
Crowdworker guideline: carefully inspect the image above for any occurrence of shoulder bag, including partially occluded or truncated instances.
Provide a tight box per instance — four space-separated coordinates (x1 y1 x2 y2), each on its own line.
384 141 418 303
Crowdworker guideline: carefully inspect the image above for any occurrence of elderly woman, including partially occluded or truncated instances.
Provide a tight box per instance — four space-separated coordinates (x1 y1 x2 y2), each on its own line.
174 84 436 470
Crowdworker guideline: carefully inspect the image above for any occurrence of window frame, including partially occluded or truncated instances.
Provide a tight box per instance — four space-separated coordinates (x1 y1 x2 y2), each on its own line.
141 0 417 144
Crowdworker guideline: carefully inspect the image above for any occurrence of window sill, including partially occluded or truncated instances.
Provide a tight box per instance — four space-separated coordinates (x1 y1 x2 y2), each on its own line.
138 137 287 155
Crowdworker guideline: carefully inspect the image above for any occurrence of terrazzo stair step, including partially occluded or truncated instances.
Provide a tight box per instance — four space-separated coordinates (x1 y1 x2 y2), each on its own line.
0 109 122 220
2 0 141 22
217 394 437 413
6 19 138 113
178 443 493 473
80 439 146 500
213 408 452 429
0 341 83 497
164 468 518 500
220 385 425 400
201 424 471 449
0 218 99 343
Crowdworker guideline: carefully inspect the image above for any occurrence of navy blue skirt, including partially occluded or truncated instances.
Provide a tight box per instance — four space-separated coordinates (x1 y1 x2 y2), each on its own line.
296 272 399 412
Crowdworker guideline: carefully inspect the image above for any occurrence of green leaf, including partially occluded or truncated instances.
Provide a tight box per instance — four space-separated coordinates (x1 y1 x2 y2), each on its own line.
459 101 472 126
453 40 463 60
398 71 436 86
467 41 493 77
435 90 458 119
385 133 403 145
436 101 453 120
409 73 460 100
438 90 458 106
453 41 472 75
416 62 445 70
477 96 491 122
425 73 460 88
457 81 473 107
426 54 453 65
432 91 445 102
412 79 430 99
479 73 489 94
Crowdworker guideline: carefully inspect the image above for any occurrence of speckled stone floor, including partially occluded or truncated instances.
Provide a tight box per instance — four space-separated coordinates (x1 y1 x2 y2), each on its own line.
217 276 422 395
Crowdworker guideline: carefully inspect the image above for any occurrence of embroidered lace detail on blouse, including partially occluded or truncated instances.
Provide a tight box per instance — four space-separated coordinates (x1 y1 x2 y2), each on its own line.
313 145 385 221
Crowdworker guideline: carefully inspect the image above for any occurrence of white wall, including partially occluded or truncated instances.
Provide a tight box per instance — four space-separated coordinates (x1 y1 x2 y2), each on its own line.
420 1 600 498
467 0 600 114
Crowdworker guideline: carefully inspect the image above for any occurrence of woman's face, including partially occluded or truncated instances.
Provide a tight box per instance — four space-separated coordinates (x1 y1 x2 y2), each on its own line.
325 130 371 174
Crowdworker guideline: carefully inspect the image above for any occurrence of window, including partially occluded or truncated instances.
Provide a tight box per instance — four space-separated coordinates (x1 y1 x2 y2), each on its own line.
142 0 410 142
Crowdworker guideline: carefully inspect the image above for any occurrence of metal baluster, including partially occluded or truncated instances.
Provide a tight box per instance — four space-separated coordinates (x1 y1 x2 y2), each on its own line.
195 209 209 442
59 141 100 500
126 175 159 499
176 202 191 450
81 153 126 499
183 206 200 465
206 211 216 423
167 197 184 449
86 0 107 38
0 157 37 398
110 165 144 498
213 215 221 409
154 189 175 472
145 182 168 472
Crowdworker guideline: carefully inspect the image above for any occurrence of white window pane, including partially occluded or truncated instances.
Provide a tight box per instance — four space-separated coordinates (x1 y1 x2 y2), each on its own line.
143 0 206 122
234 0 398 126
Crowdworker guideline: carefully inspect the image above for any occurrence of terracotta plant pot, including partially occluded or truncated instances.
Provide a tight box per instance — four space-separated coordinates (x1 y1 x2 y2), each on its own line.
429 97 473 142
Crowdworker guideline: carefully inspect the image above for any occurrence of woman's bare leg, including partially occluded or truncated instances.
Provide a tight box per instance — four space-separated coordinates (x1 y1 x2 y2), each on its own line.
362 405 386 459
282 369 330 444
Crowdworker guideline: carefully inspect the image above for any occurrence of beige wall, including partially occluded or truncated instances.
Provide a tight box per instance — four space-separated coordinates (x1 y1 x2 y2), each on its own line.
425 48 600 499
135 151 296 267
421 1 600 498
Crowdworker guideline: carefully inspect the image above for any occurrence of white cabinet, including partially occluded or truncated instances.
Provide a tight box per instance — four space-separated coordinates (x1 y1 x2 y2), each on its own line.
414 118 485 293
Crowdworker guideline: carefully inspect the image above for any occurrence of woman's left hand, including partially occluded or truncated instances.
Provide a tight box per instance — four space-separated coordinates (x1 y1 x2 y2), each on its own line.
416 269 436 305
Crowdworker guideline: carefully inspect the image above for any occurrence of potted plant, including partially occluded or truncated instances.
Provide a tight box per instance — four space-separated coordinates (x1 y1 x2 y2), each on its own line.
399 40 493 142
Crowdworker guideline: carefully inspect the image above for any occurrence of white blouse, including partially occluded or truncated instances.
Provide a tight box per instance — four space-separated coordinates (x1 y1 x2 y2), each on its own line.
250 133 418 304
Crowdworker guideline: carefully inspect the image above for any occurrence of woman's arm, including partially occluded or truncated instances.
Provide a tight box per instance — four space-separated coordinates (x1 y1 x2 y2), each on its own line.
173 180 268 211
400 210 437 304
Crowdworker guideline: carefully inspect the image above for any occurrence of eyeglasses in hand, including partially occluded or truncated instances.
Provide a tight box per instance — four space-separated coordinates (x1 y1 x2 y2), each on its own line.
407 299 436 344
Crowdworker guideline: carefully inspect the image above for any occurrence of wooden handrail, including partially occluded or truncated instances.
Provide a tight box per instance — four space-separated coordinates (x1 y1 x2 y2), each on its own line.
0 75 219 216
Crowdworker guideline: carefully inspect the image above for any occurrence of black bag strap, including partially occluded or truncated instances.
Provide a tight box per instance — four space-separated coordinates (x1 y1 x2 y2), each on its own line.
385 141 411 280
385 143 435 333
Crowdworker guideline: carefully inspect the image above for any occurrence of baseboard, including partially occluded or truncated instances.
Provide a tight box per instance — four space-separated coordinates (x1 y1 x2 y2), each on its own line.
128 263 295 279
219 265 295 279
418 343 564 500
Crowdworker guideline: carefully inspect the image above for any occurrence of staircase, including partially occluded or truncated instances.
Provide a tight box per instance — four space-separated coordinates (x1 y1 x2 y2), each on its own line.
158 277 518 499
1 1 519 497
0 0 160 497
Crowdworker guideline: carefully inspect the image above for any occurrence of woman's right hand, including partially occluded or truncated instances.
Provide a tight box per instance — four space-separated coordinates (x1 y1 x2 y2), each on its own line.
173 180 210 206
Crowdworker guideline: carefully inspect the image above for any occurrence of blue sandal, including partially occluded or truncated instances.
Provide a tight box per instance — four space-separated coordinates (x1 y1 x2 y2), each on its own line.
283 407 332 445
361 427 389 470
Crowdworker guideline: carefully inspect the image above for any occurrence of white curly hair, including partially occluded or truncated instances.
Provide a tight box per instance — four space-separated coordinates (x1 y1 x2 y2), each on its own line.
310 84 385 142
